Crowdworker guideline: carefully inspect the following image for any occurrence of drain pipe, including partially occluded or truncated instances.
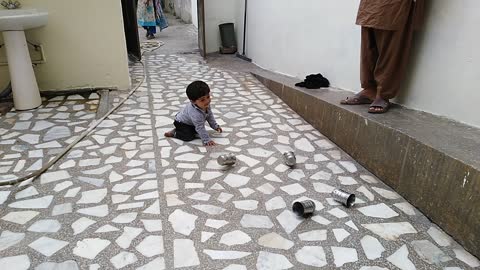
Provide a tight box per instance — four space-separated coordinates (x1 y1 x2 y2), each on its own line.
236 0 251 62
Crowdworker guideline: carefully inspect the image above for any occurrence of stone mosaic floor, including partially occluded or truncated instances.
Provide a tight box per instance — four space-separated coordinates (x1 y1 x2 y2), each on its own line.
0 53 479 270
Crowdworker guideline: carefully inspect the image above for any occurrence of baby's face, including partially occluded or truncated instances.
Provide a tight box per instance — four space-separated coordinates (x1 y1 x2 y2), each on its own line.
193 94 211 110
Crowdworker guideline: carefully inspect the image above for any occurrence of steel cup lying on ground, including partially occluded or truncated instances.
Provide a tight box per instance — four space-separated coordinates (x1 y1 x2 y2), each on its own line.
217 153 236 166
292 200 316 217
332 189 356 208
283 151 296 167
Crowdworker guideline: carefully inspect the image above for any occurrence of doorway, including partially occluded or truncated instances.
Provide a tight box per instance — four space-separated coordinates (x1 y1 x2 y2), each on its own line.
123 0 206 58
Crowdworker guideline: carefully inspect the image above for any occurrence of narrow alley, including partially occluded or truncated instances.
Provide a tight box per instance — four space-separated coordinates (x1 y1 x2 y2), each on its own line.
0 15 479 270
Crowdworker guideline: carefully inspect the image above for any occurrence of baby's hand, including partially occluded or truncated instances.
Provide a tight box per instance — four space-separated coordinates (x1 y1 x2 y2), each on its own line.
215 127 223 133
205 141 217 146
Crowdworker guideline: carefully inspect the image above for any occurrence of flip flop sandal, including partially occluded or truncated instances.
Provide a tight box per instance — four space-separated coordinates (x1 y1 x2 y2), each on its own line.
340 93 373 105
368 97 390 114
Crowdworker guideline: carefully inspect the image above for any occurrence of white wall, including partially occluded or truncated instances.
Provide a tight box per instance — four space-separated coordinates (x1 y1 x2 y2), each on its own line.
0 0 130 92
192 0 198 28
246 0 480 128
204 0 237 53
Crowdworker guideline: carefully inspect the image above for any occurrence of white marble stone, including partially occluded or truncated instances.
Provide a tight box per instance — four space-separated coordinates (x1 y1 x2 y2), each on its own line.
200 171 223 181
19 134 40 144
141 220 162 232
264 173 282 182
0 191 11 204
174 239 200 268
110 252 138 269
53 181 73 192
27 219 61 233
223 173 250 187
256 251 293 270
72 217 96 235
287 169 305 181
313 182 335 193
332 246 358 267
276 210 303 234
73 238 111 259
40 170 71 184
64 187 81 198
358 203 399 218
44 126 71 141
15 186 38 199
136 236 164 257
193 204 226 215
223 265 247 270
361 235 385 260
205 219 229 229
427 227 452 247
338 176 358 185
333 228 350 242
258 232 293 250
95 225 119 233
411 240 451 265
52 203 73 216
77 205 108 217
265 196 286 211
240 214 273 228
164 177 179 192
166 194 184 206
339 161 358 172
387 245 416 270
0 255 30 270
9 195 53 209
230 200 257 211
78 188 107 204
136 257 165 270
35 260 79 270
175 153 204 162
363 222 417 240
394 202 417 216
295 246 327 267
372 187 401 199
236 154 260 167
327 207 349 218
28 236 68 256
112 212 137 223
2 210 39 224
220 230 252 246
453 248 480 268
0 231 25 252
217 192 234 203
116 227 143 248
201 231 215 242
299 229 327 241
247 148 274 157
280 183 306 195
204 249 251 260
112 181 137 193
169 209 197 236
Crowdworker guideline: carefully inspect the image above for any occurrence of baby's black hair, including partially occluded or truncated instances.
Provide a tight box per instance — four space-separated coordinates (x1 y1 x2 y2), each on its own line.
186 81 210 101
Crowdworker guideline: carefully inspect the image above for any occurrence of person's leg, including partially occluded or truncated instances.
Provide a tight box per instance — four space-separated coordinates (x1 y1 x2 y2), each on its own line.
370 7 415 113
171 121 197 141
359 27 379 100
341 27 378 105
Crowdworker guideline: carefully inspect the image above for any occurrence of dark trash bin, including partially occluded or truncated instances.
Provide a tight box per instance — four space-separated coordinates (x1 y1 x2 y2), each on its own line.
219 23 237 54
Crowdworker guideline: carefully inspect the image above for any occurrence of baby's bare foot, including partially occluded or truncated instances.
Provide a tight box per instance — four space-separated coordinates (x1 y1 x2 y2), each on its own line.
164 130 175 137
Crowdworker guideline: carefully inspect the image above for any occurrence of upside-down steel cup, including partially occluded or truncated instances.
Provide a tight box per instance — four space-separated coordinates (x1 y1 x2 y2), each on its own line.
292 200 316 217
332 189 356 208
283 151 296 167
217 153 236 166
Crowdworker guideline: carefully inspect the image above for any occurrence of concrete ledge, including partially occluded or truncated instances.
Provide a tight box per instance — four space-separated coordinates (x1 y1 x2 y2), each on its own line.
253 72 480 258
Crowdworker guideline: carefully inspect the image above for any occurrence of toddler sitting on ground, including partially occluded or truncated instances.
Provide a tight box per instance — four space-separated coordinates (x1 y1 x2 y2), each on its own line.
164 80 222 146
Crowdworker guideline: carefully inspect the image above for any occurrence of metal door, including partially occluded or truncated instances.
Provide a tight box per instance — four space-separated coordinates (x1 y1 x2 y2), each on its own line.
197 0 206 58
121 0 141 60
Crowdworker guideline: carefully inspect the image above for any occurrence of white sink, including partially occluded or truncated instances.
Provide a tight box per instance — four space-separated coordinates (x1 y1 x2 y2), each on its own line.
0 9 48 110
0 9 48 31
